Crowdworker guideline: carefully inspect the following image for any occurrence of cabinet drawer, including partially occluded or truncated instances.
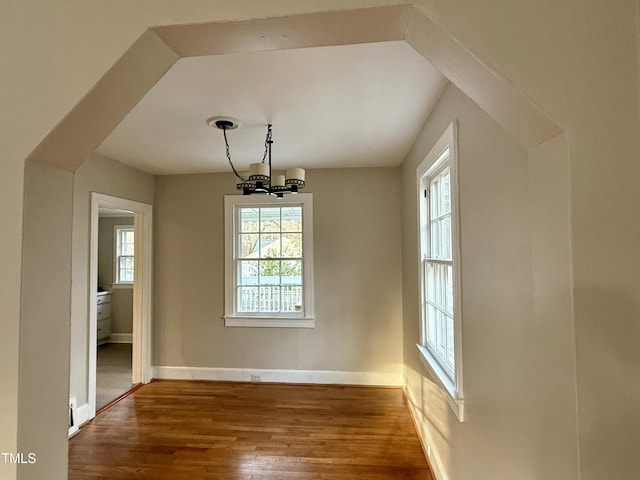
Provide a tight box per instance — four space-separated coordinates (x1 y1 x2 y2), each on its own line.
97 293 111 305
97 303 111 320
97 318 111 341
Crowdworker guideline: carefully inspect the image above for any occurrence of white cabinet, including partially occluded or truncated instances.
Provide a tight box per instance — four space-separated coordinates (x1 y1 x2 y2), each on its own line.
97 292 112 344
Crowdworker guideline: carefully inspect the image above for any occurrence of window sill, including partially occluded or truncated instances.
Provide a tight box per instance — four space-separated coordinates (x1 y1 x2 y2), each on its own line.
416 344 465 422
111 283 133 290
224 316 315 328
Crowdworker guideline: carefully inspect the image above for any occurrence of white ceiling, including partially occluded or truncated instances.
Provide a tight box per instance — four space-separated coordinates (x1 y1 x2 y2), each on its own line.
96 41 447 175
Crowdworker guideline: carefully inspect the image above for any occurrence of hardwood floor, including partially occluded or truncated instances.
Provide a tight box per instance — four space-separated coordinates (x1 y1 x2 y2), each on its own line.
69 380 434 480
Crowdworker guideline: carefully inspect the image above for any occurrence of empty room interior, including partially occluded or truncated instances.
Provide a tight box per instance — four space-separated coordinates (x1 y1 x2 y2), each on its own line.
3 2 640 480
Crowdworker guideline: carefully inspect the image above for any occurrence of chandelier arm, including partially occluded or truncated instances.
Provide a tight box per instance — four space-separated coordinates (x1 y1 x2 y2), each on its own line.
223 127 246 182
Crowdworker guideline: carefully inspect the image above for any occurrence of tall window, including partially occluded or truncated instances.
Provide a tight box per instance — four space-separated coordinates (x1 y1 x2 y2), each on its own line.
424 164 455 375
417 122 464 420
224 194 314 328
115 226 134 284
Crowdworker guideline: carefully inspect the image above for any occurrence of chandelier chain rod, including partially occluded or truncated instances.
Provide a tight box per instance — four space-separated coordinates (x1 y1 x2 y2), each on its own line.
261 125 271 164
222 127 247 182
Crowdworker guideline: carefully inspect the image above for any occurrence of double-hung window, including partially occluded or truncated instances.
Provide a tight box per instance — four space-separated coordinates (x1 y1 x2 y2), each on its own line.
224 194 314 328
114 226 134 285
416 122 465 421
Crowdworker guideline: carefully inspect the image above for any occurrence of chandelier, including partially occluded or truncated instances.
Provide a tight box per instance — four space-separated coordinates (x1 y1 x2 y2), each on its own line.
208 117 306 197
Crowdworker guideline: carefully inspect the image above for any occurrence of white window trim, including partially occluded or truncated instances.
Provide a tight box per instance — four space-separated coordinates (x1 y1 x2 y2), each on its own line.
416 121 465 421
223 193 315 328
113 225 134 288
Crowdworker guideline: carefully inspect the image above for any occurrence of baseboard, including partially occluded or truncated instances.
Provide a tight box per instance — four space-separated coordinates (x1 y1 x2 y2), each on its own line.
68 403 90 438
153 366 403 386
77 403 90 427
108 333 133 343
404 384 449 480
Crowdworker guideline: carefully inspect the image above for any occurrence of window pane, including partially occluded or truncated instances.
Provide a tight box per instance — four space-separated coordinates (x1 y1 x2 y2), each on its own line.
438 264 446 309
427 304 437 348
238 261 258 285
281 233 302 258
441 169 450 214
426 262 435 304
446 314 455 368
259 260 280 285
436 309 446 357
430 178 439 218
281 260 302 284
446 264 454 315
430 221 440 258
281 285 302 312
260 208 281 232
122 243 134 256
239 208 259 233
238 287 259 312
124 231 134 243
119 255 134 283
281 207 302 232
442 216 452 260
259 233 280 258
259 286 280 312
239 234 259 258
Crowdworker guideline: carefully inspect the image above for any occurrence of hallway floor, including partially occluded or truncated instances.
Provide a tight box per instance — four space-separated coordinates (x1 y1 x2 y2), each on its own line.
96 343 132 409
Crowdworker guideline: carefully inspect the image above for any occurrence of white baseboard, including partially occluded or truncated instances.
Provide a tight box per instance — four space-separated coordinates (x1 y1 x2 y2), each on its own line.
153 366 403 386
77 403 90 427
68 402 90 438
404 384 449 480
108 333 133 343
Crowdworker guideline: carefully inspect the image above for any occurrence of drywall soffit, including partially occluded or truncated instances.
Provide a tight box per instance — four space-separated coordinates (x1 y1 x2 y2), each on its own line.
405 6 562 148
24 4 562 173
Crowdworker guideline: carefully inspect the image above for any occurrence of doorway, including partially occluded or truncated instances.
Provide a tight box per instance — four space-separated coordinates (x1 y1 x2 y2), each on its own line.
88 192 152 419
96 209 135 410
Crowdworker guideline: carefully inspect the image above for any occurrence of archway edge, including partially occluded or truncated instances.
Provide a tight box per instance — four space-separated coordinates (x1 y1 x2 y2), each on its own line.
26 4 562 172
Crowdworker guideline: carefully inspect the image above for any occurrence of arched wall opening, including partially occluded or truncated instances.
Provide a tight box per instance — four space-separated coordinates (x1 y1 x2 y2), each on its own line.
19 5 570 480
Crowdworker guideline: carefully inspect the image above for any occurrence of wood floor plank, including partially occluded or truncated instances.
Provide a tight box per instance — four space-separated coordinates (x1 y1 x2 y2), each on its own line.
69 380 434 480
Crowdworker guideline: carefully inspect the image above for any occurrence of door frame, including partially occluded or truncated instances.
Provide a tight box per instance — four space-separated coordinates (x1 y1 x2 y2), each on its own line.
88 192 153 419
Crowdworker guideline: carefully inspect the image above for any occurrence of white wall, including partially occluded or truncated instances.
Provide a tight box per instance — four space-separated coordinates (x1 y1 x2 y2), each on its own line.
402 83 578 480
0 161 23 480
18 161 74 480
153 168 403 380
70 153 153 408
